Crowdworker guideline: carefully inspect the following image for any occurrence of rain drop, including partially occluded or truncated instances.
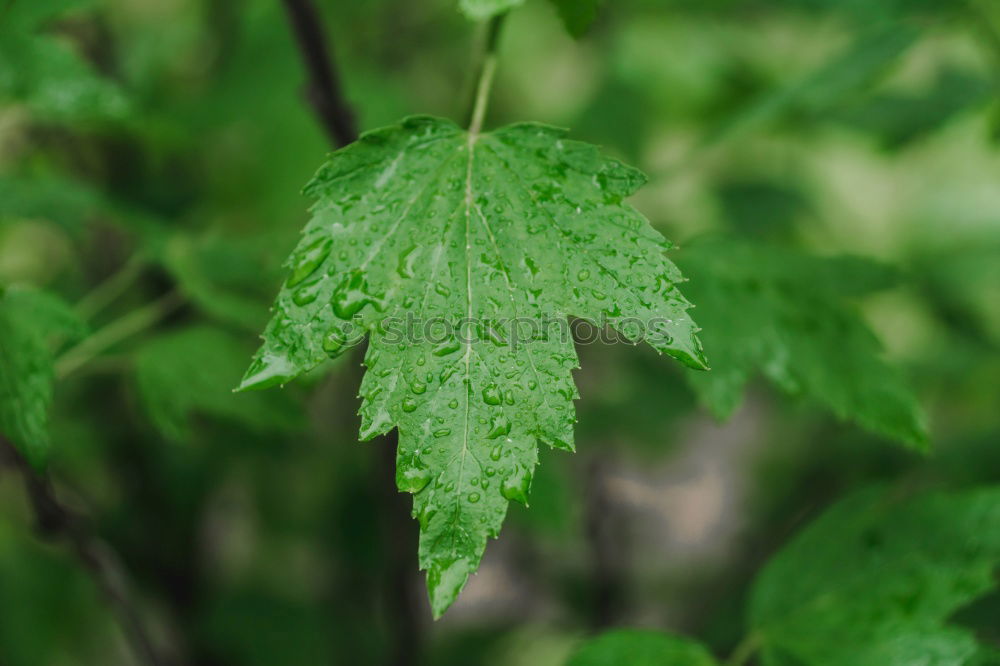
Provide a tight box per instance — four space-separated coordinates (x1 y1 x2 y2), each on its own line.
482 384 502 406
287 238 332 287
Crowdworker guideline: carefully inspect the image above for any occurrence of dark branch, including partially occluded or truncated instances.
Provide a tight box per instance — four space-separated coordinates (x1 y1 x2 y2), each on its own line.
1 438 167 666
279 0 359 147
377 434 423 666
584 455 628 629
277 8 424 658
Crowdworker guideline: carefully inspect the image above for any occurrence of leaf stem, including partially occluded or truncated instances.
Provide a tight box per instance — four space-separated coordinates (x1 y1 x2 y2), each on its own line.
75 257 145 321
725 632 762 666
55 290 184 379
467 13 507 136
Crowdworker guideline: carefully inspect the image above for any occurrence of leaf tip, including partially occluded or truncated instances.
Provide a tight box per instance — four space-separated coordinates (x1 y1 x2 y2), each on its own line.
426 557 473 620
236 352 298 392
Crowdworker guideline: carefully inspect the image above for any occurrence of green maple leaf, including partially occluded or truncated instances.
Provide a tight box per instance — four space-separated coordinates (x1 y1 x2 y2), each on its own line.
458 0 525 21
0 287 85 468
677 236 927 449
238 115 705 617
751 485 1000 666
548 0 603 37
567 629 718 666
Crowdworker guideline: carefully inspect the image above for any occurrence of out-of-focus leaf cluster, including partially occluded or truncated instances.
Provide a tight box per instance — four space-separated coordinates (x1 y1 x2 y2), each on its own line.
0 0 997 662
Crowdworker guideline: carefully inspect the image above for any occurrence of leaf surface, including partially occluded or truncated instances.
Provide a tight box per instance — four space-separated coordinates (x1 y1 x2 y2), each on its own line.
751 486 1000 666
677 236 926 448
0 287 85 467
566 629 718 666
239 115 705 616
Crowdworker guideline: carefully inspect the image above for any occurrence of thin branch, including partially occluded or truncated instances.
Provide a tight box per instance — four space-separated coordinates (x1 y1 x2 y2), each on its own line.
278 7 425 661
56 290 183 380
466 14 507 135
584 455 627 629
377 433 423 666
1 438 166 666
725 632 762 666
279 0 359 147
75 257 145 321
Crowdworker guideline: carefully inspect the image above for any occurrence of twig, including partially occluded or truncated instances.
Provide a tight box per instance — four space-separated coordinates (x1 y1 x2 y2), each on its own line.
279 0 358 147
75 257 145 321
278 5 426 660
584 455 627 629
377 434 423 666
1 438 166 666
725 632 762 666
56 290 183 379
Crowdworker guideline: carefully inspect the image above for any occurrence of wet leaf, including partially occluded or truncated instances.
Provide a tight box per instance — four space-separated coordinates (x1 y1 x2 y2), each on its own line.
239 115 704 616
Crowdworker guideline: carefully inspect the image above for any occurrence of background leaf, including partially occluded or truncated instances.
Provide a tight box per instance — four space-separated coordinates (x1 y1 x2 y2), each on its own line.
0 287 85 467
547 0 603 38
0 174 105 235
566 629 718 666
677 236 927 448
157 232 279 332
0 0 129 123
751 485 1000 666
705 23 919 146
133 326 303 442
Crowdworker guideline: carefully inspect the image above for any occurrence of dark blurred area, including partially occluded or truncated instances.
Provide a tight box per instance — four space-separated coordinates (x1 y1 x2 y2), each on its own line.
1 0 999 664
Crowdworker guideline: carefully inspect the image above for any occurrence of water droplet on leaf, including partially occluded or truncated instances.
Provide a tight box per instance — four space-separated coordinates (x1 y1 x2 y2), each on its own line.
482 384 502 406
287 238 331 287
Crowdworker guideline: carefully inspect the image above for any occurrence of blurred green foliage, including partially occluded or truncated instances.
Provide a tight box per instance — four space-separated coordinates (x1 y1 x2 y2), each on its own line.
750 486 1000 666
0 0 998 663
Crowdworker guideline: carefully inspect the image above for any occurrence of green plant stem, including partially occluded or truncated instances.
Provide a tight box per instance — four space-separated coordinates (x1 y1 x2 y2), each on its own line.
75 257 145 321
466 13 507 135
725 633 762 666
56 290 183 379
